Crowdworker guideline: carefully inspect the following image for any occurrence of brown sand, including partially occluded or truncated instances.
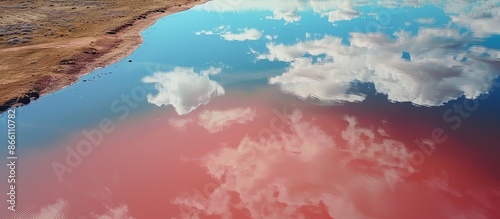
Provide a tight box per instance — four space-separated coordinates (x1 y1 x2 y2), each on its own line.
0 0 208 112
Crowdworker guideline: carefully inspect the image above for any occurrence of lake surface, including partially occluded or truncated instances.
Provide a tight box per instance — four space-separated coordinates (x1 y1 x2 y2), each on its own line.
1 0 500 218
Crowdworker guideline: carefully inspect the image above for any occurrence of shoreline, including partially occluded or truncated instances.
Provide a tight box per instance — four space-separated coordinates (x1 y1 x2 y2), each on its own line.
0 0 209 113
77 0 210 81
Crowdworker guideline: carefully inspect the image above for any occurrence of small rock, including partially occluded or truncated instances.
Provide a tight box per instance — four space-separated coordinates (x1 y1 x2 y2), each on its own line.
27 92 40 99
6 38 19 45
84 48 98 55
17 96 31 104
59 59 76 65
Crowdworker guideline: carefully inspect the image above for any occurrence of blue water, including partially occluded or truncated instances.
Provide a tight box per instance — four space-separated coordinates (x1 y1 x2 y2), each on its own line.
1 0 499 148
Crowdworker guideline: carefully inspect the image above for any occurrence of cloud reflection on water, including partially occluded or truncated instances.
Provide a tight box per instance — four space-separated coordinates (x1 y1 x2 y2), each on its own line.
142 67 225 115
195 0 500 107
259 29 500 106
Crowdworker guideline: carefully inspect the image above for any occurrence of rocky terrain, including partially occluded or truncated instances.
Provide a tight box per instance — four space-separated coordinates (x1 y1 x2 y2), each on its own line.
0 0 206 112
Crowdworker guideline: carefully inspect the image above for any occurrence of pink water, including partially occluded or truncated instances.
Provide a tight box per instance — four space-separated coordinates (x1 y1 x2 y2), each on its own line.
3 89 499 218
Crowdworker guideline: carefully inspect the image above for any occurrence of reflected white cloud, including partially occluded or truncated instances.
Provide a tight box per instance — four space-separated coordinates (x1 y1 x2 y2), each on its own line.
199 0 500 37
94 205 135 219
197 0 368 12
442 0 500 37
195 25 263 41
26 200 135 219
197 0 312 12
452 16 500 38
321 9 360 23
142 67 225 115
197 0 368 24
258 28 500 106
195 0 500 105
195 25 226 36
383 0 500 37
169 118 194 130
265 10 302 23
320 2 361 23
194 30 214 36
168 107 257 133
29 199 67 219
173 112 494 218
415 17 435 24
198 107 256 133
221 28 263 41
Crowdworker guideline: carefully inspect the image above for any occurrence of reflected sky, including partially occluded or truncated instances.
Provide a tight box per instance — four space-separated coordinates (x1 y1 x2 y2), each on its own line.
1 0 499 148
1 0 500 218
192 0 500 107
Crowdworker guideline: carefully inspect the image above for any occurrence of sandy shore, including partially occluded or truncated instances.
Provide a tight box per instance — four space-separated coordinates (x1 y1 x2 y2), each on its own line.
0 0 209 112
